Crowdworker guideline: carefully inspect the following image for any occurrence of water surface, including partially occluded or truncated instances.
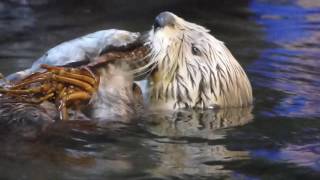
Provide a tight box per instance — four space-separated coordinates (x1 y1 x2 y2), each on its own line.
0 0 320 179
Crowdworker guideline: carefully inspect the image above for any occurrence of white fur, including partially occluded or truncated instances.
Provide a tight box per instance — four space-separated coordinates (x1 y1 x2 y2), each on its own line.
144 12 253 109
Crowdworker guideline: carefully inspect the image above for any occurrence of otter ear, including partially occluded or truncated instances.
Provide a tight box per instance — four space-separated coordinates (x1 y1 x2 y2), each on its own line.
191 44 201 56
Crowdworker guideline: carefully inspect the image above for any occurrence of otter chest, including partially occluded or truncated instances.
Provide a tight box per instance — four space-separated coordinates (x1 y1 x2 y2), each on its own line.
149 65 216 109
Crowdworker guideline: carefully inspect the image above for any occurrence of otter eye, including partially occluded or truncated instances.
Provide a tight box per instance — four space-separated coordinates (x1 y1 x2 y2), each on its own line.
191 45 201 56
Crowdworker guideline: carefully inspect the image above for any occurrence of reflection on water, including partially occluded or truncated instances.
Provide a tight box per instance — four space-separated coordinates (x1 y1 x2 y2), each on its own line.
0 0 320 179
145 107 253 138
253 143 320 171
249 0 320 117
0 107 254 180
143 107 253 179
247 0 320 175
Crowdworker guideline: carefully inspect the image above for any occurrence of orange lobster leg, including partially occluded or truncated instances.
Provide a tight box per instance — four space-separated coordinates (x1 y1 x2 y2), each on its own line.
16 72 45 82
52 74 95 93
31 92 55 104
65 91 91 102
41 65 98 86
11 77 48 89
58 91 91 121
40 64 66 71
56 71 97 86
41 64 95 78
58 98 68 121
0 84 51 95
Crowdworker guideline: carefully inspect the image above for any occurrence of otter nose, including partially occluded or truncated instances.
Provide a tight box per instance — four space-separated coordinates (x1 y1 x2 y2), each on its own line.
154 12 175 30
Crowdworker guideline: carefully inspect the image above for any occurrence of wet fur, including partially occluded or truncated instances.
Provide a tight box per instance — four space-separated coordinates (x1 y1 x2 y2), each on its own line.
140 12 253 109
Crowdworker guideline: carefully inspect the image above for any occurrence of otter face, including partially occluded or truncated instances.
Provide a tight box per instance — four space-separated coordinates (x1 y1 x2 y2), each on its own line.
145 12 253 109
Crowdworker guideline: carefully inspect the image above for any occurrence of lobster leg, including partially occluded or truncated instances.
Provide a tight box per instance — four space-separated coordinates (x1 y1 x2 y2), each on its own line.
0 84 52 95
41 64 97 86
58 97 68 121
11 77 48 89
58 91 91 121
51 74 95 93
14 72 95 94
65 91 91 102
32 92 55 104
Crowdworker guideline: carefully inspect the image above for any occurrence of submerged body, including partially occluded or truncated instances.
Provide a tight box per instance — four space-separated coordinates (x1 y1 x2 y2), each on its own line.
0 96 54 139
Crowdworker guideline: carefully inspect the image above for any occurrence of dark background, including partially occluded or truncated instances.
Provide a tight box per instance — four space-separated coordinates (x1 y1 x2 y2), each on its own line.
1 0 320 179
0 0 261 75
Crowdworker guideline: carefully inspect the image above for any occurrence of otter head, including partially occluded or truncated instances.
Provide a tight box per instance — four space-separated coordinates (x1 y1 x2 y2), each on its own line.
143 12 253 109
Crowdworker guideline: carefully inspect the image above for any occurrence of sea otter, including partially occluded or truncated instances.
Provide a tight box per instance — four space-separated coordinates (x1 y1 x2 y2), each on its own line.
138 12 253 109
0 12 253 138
